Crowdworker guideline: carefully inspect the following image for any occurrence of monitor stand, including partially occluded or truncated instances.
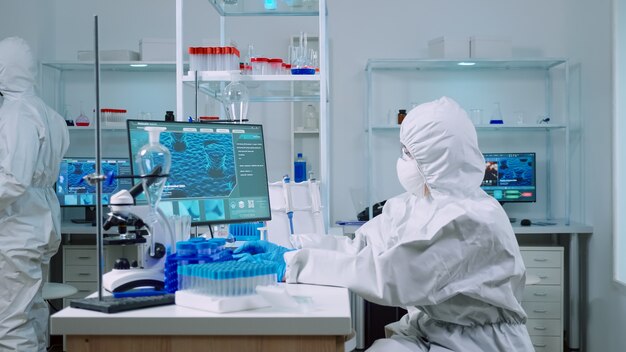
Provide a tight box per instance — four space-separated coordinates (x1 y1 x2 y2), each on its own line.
71 206 97 226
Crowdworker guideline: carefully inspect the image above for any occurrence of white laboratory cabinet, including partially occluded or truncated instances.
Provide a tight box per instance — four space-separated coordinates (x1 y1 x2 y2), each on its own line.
520 246 564 352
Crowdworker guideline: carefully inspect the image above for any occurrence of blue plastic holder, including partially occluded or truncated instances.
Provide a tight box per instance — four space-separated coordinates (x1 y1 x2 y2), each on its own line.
229 222 264 242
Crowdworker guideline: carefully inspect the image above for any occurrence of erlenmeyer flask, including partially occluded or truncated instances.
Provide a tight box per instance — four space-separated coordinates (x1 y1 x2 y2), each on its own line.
222 81 249 122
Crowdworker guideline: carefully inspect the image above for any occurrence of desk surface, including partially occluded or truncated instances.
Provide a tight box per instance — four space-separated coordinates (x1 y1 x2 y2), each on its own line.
51 284 352 336
512 220 593 235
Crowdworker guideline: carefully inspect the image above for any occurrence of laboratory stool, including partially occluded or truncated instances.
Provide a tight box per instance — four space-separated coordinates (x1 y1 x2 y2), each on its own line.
43 282 78 301
43 283 77 350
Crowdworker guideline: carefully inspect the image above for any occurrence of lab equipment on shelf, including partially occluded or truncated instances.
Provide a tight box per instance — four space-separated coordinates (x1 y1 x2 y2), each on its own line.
101 108 127 127
489 102 504 124
304 104 319 130
397 109 407 124
188 46 241 72
294 153 307 182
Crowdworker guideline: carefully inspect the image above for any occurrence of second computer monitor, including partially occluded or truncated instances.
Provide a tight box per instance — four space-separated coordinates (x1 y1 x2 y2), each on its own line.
126 120 271 226
481 152 536 203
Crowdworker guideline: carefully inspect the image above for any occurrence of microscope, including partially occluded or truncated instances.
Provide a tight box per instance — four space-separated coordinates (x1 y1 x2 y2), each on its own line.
101 166 174 293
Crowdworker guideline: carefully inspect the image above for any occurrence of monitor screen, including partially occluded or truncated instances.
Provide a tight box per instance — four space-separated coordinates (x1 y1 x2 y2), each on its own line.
481 152 536 203
56 157 133 206
126 120 271 226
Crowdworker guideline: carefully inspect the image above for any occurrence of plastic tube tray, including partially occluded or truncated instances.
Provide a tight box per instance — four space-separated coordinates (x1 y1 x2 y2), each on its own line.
175 290 269 313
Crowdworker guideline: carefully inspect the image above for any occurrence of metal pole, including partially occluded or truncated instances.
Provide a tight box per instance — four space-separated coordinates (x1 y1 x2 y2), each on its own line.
94 15 104 300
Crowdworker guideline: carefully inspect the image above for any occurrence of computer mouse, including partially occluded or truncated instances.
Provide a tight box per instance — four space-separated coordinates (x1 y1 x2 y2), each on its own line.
520 219 532 226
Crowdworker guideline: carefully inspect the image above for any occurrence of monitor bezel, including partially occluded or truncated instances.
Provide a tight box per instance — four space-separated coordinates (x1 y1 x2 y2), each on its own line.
56 156 132 208
125 119 272 226
481 152 537 203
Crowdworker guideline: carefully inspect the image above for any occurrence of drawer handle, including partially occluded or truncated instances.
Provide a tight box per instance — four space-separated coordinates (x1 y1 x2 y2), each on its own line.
78 273 91 276
533 293 548 297
533 309 548 313
533 327 547 331
533 344 547 348
538 275 549 279
78 290 91 293
533 258 548 262
78 256 91 259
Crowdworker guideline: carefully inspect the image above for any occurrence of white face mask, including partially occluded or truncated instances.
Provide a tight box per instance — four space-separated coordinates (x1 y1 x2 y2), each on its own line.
396 157 426 196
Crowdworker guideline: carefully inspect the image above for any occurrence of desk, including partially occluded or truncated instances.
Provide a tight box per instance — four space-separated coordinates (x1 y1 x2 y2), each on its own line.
513 220 592 350
51 284 352 352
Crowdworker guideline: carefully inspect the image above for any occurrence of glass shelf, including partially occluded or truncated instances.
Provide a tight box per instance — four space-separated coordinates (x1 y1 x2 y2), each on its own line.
67 126 127 131
184 72 320 102
369 124 567 132
365 58 567 72
294 129 319 134
208 0 319 16
42 61 187 72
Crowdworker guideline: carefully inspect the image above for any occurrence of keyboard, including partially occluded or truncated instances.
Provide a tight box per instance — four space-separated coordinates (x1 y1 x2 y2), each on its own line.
70 294 175 313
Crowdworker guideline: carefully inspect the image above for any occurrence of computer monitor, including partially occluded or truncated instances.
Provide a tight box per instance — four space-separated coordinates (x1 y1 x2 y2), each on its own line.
56 157 133 207
481 152 536 203
126 119 271 226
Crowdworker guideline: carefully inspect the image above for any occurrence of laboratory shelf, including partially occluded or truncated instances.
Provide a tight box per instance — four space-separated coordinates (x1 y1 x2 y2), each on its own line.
67 126 127 131
368 124 567 132
365 58 567 72
184 77 320 103
42 61 187 72
294 129 319 134
208 0 319 16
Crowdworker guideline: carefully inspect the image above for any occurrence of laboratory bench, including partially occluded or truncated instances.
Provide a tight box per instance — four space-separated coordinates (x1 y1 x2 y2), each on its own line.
51 284 352 352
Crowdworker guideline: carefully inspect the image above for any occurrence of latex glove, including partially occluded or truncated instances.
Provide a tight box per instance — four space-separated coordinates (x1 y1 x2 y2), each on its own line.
233 240 293 281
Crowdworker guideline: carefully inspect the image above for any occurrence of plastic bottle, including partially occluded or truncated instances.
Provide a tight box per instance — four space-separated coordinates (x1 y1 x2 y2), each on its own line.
165 111 175 122
294 153 307 182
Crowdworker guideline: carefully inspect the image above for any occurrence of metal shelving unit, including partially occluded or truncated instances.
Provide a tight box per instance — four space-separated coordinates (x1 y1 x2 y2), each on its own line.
174 0 330 228
365 58 572 224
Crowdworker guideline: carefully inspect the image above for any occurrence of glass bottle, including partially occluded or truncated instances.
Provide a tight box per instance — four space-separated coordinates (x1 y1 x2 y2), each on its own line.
136 126 171 256
304 104 318 130
397 109 407 124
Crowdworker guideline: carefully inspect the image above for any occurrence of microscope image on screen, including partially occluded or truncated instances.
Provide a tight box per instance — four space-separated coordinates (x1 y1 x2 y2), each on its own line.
127 120 271 226
133 131 237 199
56 158 133 207
481 153 536 203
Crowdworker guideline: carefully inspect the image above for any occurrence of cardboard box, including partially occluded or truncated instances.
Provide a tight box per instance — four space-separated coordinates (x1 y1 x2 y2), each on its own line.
470 36 512 58
428 36 469 59
77 50 140 61
140 38 175 61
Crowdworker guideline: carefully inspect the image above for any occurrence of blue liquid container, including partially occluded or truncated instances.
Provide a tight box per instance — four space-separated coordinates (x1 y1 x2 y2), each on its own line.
294 153 306 183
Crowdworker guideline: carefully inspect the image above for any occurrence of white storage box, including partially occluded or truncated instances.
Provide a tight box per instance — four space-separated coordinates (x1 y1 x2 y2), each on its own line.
428 36 469 59
470 36 512 58
140 38 175 61
77 50 140 61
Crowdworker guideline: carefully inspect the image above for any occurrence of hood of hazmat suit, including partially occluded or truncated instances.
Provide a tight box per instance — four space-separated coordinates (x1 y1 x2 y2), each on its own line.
0 37 69 351
284 97 533 351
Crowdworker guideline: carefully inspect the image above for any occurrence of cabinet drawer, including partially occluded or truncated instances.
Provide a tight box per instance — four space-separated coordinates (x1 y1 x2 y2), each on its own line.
521 250 562 268
522 302 561 319
65 248 97 265
527 268 561 285
525 319 562 336
529 335 562 352
523 285 562 302
65 265 97 281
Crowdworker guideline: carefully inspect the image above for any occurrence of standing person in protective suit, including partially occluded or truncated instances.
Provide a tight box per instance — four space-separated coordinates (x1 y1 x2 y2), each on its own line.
0 37 70 351
235 96 534 351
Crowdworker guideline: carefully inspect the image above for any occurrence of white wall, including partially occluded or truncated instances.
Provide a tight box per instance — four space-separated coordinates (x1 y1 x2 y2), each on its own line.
1 0 624 350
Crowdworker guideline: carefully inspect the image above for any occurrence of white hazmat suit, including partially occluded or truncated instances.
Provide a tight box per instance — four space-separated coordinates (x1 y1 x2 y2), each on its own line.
284 97 534 351
0 37 70 351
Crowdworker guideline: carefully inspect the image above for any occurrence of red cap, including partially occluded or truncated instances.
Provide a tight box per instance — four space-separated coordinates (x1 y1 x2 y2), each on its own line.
251 57 269 62
268 58 283 63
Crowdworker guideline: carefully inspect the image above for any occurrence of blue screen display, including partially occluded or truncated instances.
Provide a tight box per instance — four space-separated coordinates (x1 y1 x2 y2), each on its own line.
56 158 133 206
126 120 271 226
481 152 536 203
